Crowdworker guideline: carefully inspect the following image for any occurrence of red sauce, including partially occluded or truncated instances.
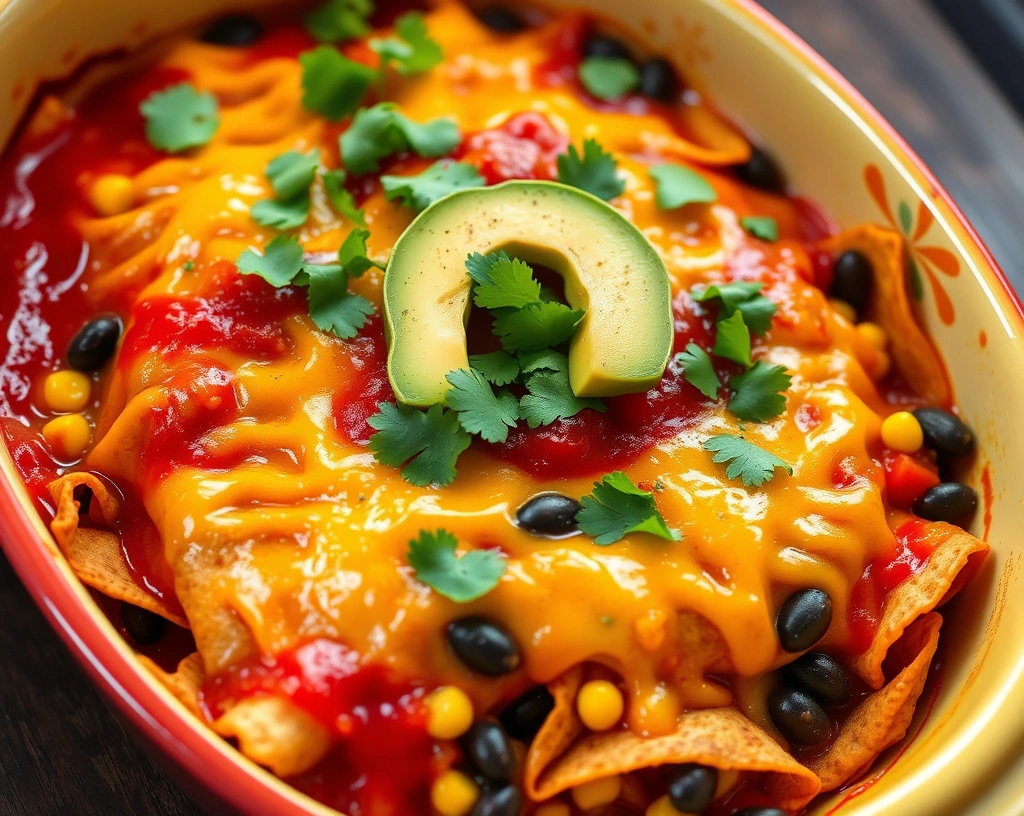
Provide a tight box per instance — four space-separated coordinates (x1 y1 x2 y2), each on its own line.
201 639 441 816
457 111 569 184
847 519 935 654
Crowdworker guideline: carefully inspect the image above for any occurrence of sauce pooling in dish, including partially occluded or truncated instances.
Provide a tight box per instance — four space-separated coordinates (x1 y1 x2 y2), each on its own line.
0 2 987 814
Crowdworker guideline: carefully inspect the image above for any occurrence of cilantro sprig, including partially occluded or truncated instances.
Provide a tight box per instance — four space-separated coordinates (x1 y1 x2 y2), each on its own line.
444 368 520 444
305 0 373 43
140 83 220 153
368 402 471 487
649 164 717 210
519 352 605 428
371 12 443 76
740 216 779 242
579 57 640 101
251 149 321 230
676 343 720 400
704 434 792 487
693 282 777 336
237 231 381 340
299 46 377 120
341 103 461 175
406 529 506 602
556 139 624 201
727 361 791 422
576 472 680 545
382 161 486 213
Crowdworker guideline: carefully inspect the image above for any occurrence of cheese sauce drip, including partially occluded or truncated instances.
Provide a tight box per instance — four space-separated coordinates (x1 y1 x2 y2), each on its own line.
63 2 895 735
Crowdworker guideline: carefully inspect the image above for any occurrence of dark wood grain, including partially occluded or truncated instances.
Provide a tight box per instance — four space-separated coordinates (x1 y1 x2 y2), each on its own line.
2 2 1023 815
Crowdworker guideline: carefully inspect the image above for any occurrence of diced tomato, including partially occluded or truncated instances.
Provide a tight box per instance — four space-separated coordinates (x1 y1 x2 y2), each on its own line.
456 111 569 184
883 450 940 508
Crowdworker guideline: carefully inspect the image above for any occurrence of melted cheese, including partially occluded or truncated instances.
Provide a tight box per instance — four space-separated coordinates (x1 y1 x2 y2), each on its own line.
80 1 897 735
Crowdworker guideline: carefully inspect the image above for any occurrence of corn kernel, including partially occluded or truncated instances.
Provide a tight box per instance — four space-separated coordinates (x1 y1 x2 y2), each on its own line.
535 804 572 816
89 174 134 217
856 321 888 351
430 770 479 816
571 775 622 810
576 679 624 731
426 686 474 740
42 413 91 460
881 411 924 454
43 370 91 413
646 795 682 816
829 298 857 323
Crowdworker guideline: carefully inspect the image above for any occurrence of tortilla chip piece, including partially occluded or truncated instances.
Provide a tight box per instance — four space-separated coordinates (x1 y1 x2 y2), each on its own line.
212 695 331 778
48 473 189 628
528 706 821 810
807 612 942 791
138 652 204 716
524 666 585 797
825 225 951 407
853 524 988 688
638 105 752 167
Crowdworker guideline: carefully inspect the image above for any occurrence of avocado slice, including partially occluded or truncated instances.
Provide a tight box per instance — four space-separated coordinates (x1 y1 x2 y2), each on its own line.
383 180 673 407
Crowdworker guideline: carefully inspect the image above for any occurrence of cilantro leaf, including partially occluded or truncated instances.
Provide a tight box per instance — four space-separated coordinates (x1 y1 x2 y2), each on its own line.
712 310 752 367
250 197 311 230
381 160 486 213
493 301 583 354
306 263 374 339
556 139 624 201
299 46 376 120
466 252 542 309
445 368 520 443
519 353 605 428
140 83 219 153
649 163 717 210
469 351 520 386
341 103 461 175
368 402 471 487
578 57 640 101
576 471 680 545
693 281 777 336
338 227 385 277
676 343 720 400
703 434 792 487
518 349 565 374
237 235 304 286
740 216 779 242
323 169 367 224
727 361 791 422
371 12 443 75
407 529 506 603
266 149 320 200
305 0 373 43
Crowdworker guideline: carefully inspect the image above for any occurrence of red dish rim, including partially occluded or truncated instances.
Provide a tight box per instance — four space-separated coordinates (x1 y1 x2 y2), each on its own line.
1 2 1023 815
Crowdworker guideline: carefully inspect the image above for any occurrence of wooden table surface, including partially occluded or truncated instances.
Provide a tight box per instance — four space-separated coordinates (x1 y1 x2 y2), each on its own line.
3 2 1024 814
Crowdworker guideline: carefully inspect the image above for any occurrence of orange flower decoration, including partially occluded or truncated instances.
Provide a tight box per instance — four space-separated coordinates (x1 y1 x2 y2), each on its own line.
865 164 960 325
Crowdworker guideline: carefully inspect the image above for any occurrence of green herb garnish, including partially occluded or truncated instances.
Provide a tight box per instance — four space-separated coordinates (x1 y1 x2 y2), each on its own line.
468 351 520 386
649 163 717 210
519 352 606 428
305 0 373 43
445 368 521 443
693 281 777 336
493 301 584 354
140 83 219 153
578 57 640 101
299 46 376 120
703 434 792 487
341 103 460 175
406 529 506 602
556 139 624 201
727 361 791 422
371 11 443 76
676 343 721 400
251 149 321 230
368 402 471 487
576 471 680 545
712 310 752 367
322 169 367 224
740 216 779 242
381 160 486 213
465 250 542 310
237 234 304 286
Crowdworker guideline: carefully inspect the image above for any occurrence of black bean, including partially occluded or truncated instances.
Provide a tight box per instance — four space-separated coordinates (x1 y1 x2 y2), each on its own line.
447 617 521 676
913 482 978 525
120 604 165 646
500 686 554 740
913 408 975 458
732 809 788 816
583 35 632 60
776 588 832 653
638 58 678 103
471 785 523 816
201 15 263 46
667 763 718 813
781 652 852 708
516 493 582 537
767 687 830 747
733 145 786 193
829 251 874 320
477 7 526 33
67 315 122 372
465 721 516 782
